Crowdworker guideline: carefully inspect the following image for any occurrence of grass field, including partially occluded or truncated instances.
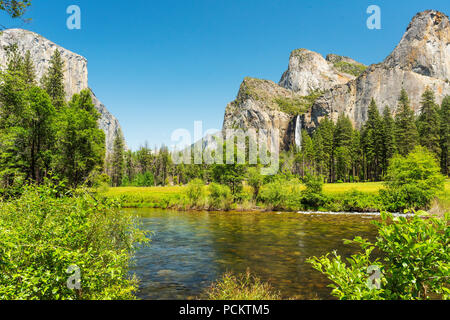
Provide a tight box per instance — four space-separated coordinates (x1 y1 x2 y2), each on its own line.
101 180 450 211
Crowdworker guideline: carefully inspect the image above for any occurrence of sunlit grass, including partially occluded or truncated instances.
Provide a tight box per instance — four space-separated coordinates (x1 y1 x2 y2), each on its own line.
204 270 281 300
322 182 384 194
101 180 450 209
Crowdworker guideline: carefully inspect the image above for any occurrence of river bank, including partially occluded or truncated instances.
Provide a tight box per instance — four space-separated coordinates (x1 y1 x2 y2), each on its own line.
100 181 450 214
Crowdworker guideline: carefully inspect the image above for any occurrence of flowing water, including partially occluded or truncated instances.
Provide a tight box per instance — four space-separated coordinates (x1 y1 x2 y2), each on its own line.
295 115 302 149
128 209 379 300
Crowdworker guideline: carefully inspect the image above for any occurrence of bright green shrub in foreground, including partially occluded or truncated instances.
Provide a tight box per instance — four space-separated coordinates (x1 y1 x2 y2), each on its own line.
308 212 450 300
185 178 206 207
301 173 327 210
0 184 149 300
259 178 302 210
205 270 281 300
381 146 446 211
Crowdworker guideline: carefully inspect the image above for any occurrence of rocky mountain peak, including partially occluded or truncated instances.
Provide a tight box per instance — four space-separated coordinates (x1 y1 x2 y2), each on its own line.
279 48 366 95
383 10 450 80
221 10 450 152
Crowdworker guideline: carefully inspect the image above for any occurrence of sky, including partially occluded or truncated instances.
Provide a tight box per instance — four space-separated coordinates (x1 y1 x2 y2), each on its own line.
1 0 449 150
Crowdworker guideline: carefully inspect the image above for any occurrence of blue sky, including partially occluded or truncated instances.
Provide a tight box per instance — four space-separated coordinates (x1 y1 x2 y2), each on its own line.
1 0 449 150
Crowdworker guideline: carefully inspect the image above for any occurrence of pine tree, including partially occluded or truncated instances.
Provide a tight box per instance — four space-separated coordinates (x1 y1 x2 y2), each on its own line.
395 89 419 156
440 96 450 176
298 130 314 177
334 114 353 181
42 49 65 109
334 114 353 148
22 50 36 87
316 117 335 182
350 130 363 182
362 98 383 181
26 87 56 183
111 129 125 187
312 130 325 176
381 106 396 176
54 89 105 187
417 88 441 158
4 43 23 73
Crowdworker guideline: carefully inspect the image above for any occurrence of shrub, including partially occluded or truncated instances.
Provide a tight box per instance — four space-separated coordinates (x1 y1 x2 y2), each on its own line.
208 183 233 210
259 178 302 210
303 173 323 194
334 190 381 212
132 172 155 187
185 178 206 207
0 184 149 300
205 270 281 300
247 167 264 200
301 173 326 210
308 211 450 300
380 146 446 211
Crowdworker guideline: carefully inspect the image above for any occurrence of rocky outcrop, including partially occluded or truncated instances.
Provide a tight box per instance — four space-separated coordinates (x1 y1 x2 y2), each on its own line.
279 49 365 95
223 77 316 149
384 10 450 80
0 28 124 154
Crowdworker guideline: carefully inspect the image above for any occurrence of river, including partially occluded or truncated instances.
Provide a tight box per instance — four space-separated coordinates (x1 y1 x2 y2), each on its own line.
127 209 380 300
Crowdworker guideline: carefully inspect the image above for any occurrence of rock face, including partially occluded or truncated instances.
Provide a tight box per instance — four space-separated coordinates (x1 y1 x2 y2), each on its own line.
0 29 124 154
279 49 365 95
223 77 311 149
306 10 450 131
223 10 450 149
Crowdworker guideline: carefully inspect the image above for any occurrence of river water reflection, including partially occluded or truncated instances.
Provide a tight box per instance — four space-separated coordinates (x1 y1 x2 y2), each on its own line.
128 209 379 300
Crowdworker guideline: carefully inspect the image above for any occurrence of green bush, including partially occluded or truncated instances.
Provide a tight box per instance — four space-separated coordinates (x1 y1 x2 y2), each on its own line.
300 173 326 210
132 172 155 187
308 211 450 300
185 178 206 207
247 167 264 200
259 178 302 210
205 270 281 300
381 146 446 211
331 190 381 212
208 183 233 211
0 184 149 300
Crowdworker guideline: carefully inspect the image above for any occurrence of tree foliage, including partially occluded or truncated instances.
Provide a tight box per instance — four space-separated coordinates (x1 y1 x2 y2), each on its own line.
0 0 31 19
381 146 446 211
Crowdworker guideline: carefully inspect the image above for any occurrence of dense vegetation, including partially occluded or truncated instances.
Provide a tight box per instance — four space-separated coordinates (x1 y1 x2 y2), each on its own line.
0 182 148 299
109 88 449 195
0 45 105 194
104 147 448 213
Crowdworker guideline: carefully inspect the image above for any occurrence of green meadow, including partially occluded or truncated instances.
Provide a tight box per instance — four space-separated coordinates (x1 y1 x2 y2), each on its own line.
101 180 450 212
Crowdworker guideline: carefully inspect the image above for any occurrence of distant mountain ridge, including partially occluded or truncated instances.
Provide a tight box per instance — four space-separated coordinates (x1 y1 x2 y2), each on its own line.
0 28 124 155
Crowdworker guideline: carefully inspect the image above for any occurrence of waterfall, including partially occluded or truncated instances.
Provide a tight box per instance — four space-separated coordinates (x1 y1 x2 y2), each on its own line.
294 115 302 150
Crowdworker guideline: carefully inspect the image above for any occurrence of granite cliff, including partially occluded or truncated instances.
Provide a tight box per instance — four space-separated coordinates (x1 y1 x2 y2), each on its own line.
222 10 450 150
